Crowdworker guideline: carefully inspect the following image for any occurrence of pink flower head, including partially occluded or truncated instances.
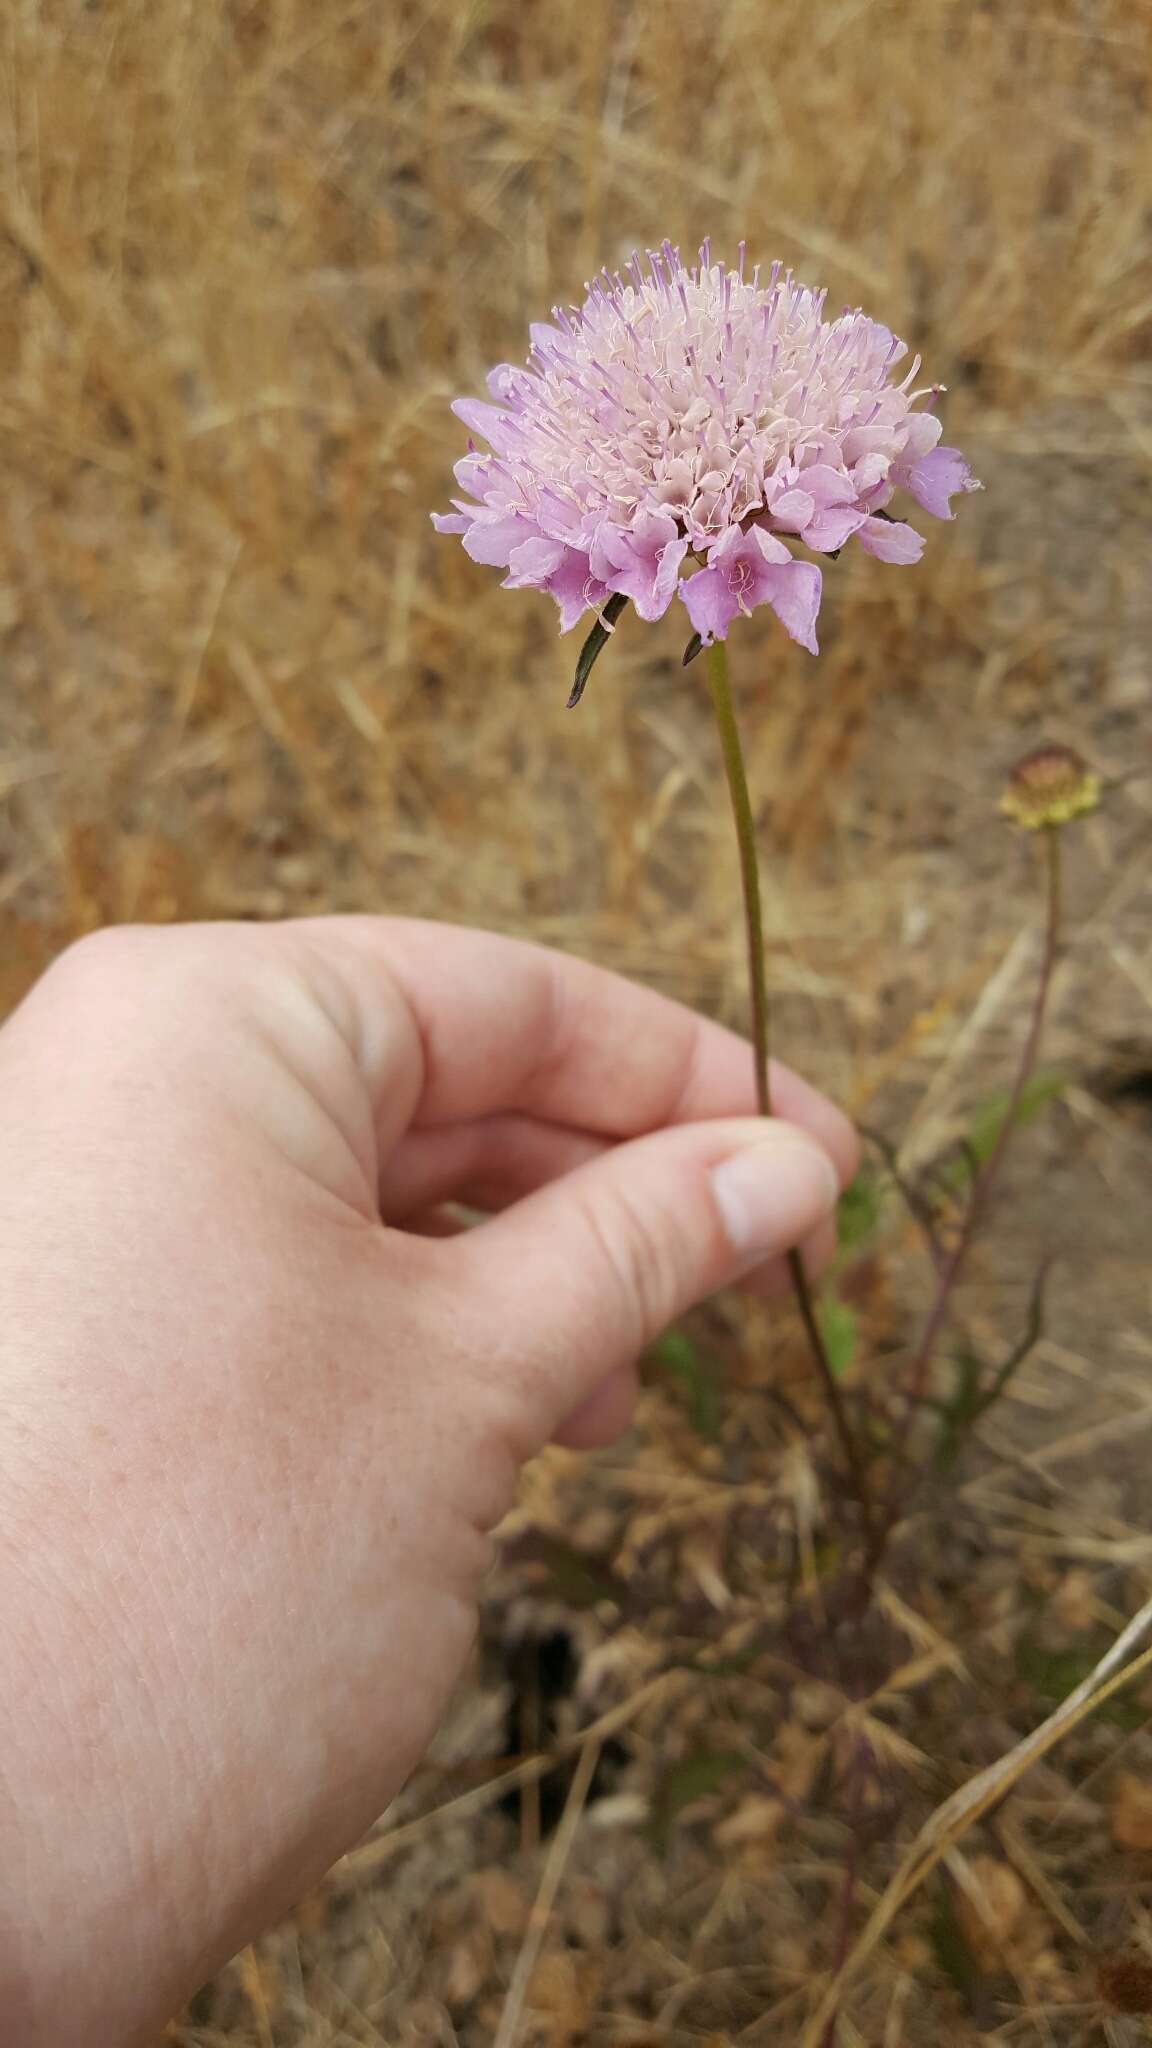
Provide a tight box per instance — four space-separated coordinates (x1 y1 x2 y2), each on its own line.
434 240 979 665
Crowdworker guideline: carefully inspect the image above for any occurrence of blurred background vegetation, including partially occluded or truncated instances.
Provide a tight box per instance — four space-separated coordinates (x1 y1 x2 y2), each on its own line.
2 1 1151 2040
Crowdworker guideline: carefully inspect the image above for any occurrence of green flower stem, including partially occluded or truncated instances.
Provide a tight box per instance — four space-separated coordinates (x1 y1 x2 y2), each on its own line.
704 641 871 1522
704 642 773 1112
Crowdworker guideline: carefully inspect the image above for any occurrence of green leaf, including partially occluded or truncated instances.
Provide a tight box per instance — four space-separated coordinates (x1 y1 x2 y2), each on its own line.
945 1069 1067 1186
836 1168 883 1253
647 1328 725 1438
566 592 628 708
649 1746 745 1854
819 1292 858 1379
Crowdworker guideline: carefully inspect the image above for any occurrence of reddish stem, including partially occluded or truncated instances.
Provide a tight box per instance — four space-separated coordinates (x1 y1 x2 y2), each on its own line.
871 825 1063 1564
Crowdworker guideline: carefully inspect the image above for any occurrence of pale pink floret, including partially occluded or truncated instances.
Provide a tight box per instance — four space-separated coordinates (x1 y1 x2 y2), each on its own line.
433 242 979 654
682 526 822 654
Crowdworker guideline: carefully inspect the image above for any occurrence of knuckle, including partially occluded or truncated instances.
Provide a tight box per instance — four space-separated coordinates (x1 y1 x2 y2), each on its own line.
47 922 261 1009
44 923 158 999
38 925 236 1050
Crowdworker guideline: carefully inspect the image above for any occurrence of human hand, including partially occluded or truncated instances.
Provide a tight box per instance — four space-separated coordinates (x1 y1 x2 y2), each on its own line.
0 918 855 2044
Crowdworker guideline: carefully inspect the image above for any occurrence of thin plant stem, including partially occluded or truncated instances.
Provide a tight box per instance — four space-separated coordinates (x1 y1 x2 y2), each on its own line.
819 1735 869 2048
874 824 1064 1557
704 640 871 1523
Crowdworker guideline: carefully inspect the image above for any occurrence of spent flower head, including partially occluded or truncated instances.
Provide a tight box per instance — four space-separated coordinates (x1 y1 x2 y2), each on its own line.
434 239 979 677
1000 745 1101 831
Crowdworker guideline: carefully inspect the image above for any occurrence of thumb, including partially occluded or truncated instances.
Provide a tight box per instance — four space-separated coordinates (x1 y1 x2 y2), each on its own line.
456 1116 842 1447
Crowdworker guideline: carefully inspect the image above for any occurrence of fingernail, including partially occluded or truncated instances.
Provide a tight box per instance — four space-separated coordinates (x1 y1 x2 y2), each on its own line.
710 1137 840 1255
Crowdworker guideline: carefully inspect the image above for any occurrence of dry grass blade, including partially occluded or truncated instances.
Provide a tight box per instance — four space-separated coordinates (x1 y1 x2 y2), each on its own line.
333 1670 682 1884
994 1814 1088 1950
898 929 1034 1173
491 1737 601 2048
799 1596 1152 2046
236 1947 276 2048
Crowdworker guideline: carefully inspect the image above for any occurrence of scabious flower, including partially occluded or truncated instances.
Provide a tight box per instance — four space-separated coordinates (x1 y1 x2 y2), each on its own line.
434 240 979 668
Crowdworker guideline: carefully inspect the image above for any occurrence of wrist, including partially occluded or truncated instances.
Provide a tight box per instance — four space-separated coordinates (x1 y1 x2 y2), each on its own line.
0 1449 214 2045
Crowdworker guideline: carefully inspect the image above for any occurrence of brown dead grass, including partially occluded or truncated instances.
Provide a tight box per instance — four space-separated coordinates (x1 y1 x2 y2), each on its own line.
3 0 1152 2041
1 0 1149 995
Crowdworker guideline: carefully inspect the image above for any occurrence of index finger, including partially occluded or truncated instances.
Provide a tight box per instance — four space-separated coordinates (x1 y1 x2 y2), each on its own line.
302 917 858 1186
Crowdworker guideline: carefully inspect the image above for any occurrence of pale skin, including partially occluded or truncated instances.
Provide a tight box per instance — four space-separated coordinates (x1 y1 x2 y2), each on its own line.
0 918 856 2045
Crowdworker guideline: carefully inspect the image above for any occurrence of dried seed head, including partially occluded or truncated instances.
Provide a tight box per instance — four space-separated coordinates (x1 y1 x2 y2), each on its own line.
1000 745 1101 831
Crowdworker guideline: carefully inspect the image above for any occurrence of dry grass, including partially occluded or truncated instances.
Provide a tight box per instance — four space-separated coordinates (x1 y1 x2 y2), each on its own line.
3 0 1152 2040
2 0 1149 998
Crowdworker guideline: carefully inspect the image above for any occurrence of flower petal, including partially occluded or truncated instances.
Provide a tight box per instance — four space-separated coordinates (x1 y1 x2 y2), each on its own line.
856 516 925 563
704 522 747 570
900 445 977 519
767 487 816 532
760 560 822 655
453 453 493 496
648 534 689 618
534 489 585 541
485 363 531 407
749 525 794 567
840 422 897 463
900 410 943 462
503 536 567 587
797 463 857 509
851 452 891 494
802 503 869 553
544 549 607 632
462 511 535 567
451 396 512 444
593 513 687 620
680 564 740 643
